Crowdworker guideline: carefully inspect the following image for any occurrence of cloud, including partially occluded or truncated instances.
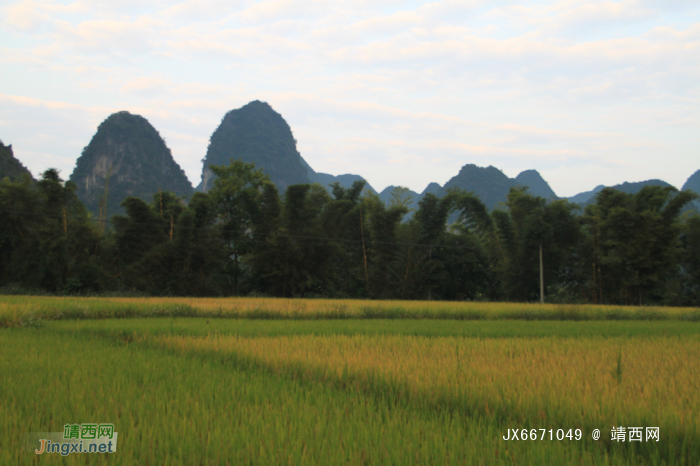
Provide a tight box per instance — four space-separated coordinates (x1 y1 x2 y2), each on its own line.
52 17 160 56
345 10 423 36
159 0 247 22
4 0 86 33
121 76 173 97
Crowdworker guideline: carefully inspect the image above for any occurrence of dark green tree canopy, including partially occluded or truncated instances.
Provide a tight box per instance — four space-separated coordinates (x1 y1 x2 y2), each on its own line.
1 165 698 305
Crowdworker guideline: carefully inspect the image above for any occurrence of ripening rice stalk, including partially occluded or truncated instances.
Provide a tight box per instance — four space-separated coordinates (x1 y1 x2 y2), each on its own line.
1 295 698 324
155 333 700 454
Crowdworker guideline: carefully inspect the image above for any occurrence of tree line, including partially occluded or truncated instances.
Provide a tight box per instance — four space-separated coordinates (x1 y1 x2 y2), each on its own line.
1 161 698 305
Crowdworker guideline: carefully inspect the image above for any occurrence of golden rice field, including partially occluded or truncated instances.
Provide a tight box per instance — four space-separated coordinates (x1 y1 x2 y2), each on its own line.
1 295 699 465
155 333 700 455
2 295 699 326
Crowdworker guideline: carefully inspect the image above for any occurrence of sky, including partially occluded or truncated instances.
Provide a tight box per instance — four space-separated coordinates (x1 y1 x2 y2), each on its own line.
1 0 698 197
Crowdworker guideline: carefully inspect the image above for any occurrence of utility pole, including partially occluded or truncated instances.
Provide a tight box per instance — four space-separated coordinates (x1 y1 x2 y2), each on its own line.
360 209 370 295
539 243 544 304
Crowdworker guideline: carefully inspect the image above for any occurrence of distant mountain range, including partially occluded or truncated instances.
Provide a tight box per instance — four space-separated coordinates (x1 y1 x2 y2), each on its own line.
566 180 675 205
2 101 698 218
563 179 699 214
378 165 556 216
299 156 377 195
566 185 606 204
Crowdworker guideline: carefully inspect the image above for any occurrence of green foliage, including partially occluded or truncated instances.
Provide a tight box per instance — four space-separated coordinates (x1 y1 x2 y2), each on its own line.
671 214 700 305
108 189 223 296
1 163 699 304
253 184 336 297
582 186 697 305
452 187 581 302
364 192 409 298
0 169 101 293
208 159 273 294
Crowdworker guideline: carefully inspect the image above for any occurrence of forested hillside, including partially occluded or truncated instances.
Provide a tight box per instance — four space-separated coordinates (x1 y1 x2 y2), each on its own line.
1 161 698 306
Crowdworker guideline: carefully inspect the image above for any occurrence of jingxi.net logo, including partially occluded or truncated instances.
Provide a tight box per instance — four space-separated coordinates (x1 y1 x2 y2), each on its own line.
27 423 118 456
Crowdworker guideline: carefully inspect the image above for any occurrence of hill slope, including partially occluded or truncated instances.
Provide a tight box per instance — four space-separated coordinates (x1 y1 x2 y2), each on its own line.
681 170 700 213
682 170 700 194
515 170 557 199
198 101 309 193
0 141 33 182
567 185 605 204
69 111 193 217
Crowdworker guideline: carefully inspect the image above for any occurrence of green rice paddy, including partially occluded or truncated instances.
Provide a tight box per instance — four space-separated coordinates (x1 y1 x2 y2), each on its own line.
1 297 698 465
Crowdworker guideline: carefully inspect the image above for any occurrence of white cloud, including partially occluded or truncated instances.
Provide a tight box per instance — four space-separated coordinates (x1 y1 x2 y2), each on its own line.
4 0 87 32
52 17 160 56
121 76 173 97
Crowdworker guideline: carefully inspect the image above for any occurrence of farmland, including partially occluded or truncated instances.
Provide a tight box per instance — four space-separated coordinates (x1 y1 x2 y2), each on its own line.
1 297 699 465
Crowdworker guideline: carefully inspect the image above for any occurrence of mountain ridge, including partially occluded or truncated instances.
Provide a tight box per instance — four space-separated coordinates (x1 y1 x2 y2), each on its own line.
11 100 696 220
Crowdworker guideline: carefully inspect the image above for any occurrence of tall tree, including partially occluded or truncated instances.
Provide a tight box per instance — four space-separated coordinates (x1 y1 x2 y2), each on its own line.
364 192 409 298
676 215 700 305
400 192 457 299
208 159 271 295
484 187 580 301
254 184 334 297
0 169 101 292
319 180 369 297
583 186 697 304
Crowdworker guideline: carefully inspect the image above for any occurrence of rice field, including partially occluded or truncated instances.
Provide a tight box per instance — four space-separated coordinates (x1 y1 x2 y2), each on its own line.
1 296 699 464
2 295 700 327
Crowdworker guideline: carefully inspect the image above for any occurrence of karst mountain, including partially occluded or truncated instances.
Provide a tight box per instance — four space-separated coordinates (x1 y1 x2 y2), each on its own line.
69 111 193 217
2 100 697 219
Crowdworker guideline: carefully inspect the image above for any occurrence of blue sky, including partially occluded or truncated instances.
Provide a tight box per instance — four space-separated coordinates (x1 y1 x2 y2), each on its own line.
1 0 698 197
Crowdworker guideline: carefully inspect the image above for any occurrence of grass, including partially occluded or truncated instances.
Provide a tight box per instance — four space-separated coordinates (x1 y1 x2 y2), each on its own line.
2 296 699 465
